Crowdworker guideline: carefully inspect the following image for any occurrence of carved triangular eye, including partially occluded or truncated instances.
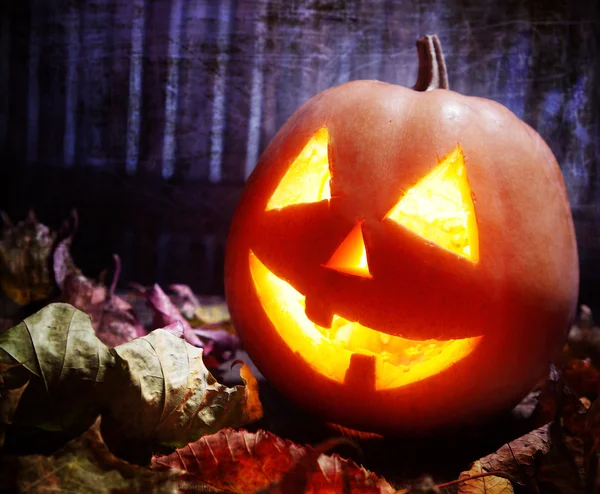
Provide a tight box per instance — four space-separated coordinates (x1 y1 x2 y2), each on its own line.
324 221 372 278
266 128 331 211
385 145 479 262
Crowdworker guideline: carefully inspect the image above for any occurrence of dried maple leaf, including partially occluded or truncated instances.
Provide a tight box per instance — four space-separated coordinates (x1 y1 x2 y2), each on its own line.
0 303 262 449
0 419 180 493
457 461 513 494
152 428 395 494
0 211 57 305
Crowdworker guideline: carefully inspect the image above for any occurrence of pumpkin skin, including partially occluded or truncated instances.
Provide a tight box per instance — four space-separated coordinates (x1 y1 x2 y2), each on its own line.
225 40 579 434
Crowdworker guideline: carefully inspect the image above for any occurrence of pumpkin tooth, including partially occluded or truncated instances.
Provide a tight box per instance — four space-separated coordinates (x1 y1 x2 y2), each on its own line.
305 296 333 328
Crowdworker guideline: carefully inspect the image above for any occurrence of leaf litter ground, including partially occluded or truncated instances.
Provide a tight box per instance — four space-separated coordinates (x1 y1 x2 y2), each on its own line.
0 212 598 493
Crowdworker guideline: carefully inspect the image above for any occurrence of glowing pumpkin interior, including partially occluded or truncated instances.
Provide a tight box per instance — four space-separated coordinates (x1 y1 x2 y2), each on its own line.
251 129 483 390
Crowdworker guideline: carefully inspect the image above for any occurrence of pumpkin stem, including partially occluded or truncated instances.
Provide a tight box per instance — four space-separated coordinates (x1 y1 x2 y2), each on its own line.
412 34 449 91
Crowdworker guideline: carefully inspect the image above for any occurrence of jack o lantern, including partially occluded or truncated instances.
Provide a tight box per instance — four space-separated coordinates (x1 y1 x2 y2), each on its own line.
225 35 579 434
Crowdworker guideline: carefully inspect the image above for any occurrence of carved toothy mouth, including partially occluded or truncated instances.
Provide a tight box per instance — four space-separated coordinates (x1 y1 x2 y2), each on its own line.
249 251 483 390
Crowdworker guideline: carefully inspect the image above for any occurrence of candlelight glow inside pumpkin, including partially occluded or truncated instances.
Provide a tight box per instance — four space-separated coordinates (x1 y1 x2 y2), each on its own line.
266 127 331 211
249 129 484 390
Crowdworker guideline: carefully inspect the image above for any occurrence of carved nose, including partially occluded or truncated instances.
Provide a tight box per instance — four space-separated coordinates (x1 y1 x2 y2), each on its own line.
323 220 372 279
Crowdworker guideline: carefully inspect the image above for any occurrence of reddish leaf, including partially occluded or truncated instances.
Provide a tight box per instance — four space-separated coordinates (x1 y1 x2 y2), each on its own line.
52 210 79 292
61 255 146 347
167 284 201 319
144 284 239 365
152 428 395 494
144 283 205 346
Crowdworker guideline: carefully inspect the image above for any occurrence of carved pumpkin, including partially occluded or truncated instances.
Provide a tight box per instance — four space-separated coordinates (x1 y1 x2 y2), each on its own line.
225 36 579 434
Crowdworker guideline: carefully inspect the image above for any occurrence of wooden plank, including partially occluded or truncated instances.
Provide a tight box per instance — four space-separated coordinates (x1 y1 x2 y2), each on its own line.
175 0 216 181
273 2 305 131
37 0 67 167
125 0 145 175
161 0 184 179
63 0 81 167
208 0 234 183
244 0 269 179
77 0 115 168
260 0 281 152
107 0 136 173
26 0 42 164
138 0 171 176
221 0 257 181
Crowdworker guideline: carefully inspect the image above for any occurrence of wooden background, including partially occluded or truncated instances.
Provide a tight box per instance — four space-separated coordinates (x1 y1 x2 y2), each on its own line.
0 0 599 306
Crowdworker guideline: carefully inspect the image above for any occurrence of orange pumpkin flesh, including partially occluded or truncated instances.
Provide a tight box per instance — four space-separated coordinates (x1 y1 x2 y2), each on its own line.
225 36 579 434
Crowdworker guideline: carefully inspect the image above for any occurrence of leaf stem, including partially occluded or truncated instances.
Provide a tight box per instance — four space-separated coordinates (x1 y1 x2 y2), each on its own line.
109 254 122 296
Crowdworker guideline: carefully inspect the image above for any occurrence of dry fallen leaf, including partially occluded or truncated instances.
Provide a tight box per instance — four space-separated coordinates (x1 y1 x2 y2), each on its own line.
0 303 112 434
477 369 600 492
143 284 240 366
101 328 261 448
0 303 262 450
563 359 600 398
479 425 550 480
457 461 513 494
61 254 146 347
0 419 180 493
169 284 232 326
0 211 57 305
536 420 586 493
152 428 395 494
567 305 600 368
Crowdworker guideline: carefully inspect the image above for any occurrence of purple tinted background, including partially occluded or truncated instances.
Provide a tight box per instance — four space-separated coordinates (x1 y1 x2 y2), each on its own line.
0 0 599 305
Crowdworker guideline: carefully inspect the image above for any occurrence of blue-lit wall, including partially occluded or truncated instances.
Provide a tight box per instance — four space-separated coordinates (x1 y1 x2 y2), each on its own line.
0 0 599 300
